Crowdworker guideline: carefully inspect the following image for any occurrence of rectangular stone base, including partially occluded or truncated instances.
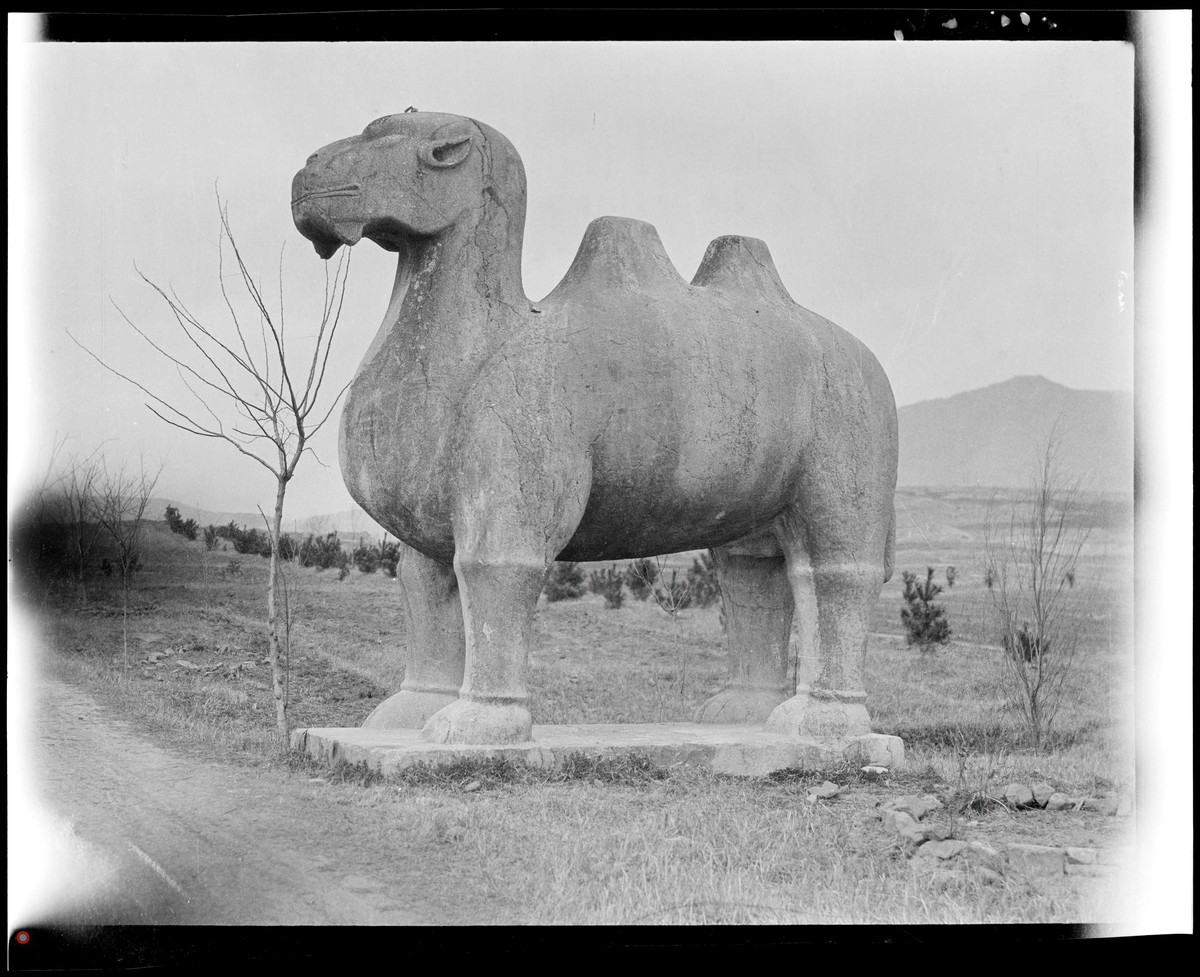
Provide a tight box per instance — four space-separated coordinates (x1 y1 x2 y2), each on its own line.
291 723 904 778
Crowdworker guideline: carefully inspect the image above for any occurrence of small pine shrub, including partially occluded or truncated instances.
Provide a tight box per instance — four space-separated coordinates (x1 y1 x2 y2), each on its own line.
203 525 219 551
275 533 298 562
588 565 625 609
686 552 721 608
377 536 400 578
654 569 693 610
353 537 381 574
900 567 951 651
946 565 956 588
231 526 271 557
543 561 586 602
624 558 659 600
164 506 199 541
298 531 349 572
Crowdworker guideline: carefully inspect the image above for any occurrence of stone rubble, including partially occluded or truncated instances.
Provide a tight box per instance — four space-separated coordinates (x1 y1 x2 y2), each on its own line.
1002 783 1036 808
874 780 1132 880
807 781 843 802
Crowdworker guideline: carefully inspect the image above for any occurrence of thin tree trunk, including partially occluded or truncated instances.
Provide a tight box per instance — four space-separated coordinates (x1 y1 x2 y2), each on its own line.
266 475 289 738
122 573 130 669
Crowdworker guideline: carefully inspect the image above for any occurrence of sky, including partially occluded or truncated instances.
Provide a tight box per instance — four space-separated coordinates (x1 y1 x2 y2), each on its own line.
6 17 1193 936
10 35 1141 521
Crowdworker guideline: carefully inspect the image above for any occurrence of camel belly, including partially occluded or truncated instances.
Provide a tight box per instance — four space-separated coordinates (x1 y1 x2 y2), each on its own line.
545 310 820 561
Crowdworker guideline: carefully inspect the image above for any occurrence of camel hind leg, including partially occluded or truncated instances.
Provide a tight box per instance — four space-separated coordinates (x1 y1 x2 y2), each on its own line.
766 488 891 740
693 529 793 724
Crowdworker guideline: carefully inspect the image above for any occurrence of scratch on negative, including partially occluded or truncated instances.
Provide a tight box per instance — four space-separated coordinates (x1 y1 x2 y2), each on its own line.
128 842 188 898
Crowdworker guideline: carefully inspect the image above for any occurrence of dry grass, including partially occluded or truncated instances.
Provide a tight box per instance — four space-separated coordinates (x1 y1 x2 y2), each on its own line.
16 489 1136 925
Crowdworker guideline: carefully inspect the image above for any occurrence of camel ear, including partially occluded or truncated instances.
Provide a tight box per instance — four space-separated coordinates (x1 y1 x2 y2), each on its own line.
418 122 475 169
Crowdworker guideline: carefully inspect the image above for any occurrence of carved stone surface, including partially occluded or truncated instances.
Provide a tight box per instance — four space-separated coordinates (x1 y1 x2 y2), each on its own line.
293 112 899 745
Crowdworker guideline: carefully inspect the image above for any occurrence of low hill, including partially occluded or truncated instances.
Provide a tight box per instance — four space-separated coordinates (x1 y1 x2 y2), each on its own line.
898 375 1134 493
150 502 384 539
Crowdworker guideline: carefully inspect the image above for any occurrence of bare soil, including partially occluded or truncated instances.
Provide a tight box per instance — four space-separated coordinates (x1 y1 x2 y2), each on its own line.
20 671 519 927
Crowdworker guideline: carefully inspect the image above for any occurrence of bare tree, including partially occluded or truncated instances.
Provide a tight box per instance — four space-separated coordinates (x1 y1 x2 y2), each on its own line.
95 456 163 667
13 437 113 600
71 198 352 738
983 433 1093 753
58 446 108 600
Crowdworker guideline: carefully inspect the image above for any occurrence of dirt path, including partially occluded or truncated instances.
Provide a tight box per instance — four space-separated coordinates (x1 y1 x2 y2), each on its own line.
15 675 511 927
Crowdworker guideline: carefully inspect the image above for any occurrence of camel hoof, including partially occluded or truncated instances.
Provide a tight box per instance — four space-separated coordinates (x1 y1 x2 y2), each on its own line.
765 691 872 740
694 687 788 725
419 698 533 744
362 689 459 729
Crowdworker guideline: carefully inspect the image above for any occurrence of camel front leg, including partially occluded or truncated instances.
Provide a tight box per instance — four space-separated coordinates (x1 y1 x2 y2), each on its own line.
419 549 547 744
362 543 464 729
420 411 592 745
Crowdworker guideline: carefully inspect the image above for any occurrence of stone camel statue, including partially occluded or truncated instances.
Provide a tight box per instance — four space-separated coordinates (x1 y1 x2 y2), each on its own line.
292 112 898 745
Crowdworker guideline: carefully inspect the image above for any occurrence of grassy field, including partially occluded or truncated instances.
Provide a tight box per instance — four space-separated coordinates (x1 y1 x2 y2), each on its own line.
14 486 1138 924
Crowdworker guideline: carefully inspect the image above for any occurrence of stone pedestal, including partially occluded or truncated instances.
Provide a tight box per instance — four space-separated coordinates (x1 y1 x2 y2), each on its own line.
292 723 904 779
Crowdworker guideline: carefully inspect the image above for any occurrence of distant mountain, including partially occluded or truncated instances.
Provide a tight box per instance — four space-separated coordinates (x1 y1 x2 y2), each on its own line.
148 500 264 531
151 500 385 538
897 375 1134 493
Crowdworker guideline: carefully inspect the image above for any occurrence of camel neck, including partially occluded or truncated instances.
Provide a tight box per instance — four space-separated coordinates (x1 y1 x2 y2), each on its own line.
395 194 527 337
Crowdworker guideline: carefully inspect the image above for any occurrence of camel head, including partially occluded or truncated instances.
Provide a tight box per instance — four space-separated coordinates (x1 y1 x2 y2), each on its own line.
291 111 526 259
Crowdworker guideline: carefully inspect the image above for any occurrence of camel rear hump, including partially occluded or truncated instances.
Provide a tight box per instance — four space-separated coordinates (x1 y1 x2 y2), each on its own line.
691 235 794 306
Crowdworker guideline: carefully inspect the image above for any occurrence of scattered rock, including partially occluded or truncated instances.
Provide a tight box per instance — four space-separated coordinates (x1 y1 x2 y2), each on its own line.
807 781 842 802
1066 863 1116 878
1044 792 1073 811
1004 843 1065 877
308 777 327 785
176 660 200 671
915 839 968 860
1065 847 1097 865
463 780 482 793
883 794 942 821
1031 782 1056 808
961 841 1004 873
881 809 931 844
861 765 889 777
1003 783 1035 808
1081 796 1120 816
